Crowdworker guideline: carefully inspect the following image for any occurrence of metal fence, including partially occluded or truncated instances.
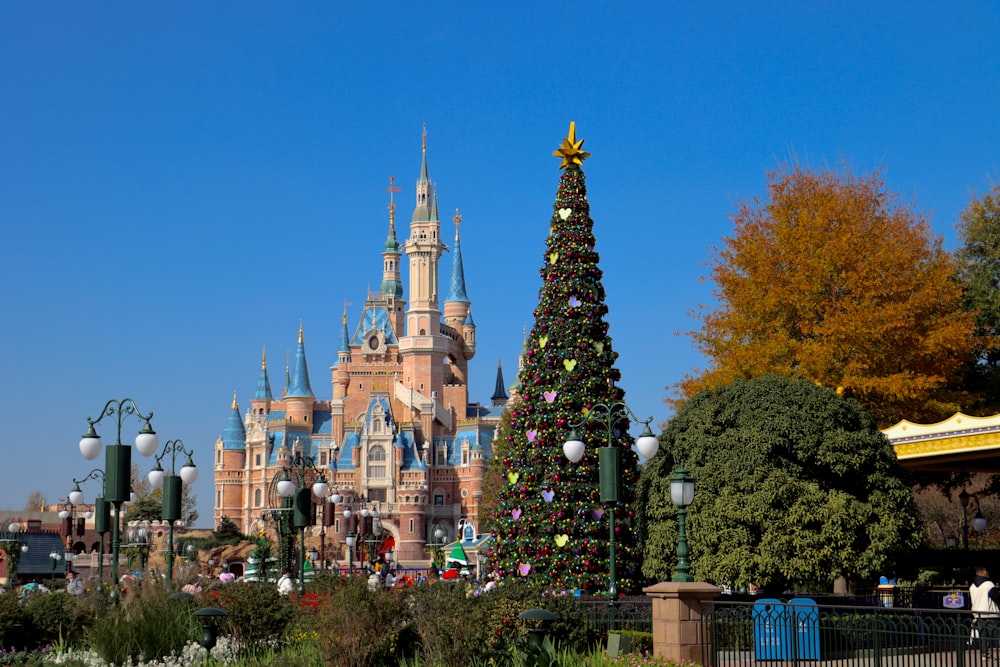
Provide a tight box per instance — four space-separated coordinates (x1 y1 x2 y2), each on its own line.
575 595 653 635
703 599 993 667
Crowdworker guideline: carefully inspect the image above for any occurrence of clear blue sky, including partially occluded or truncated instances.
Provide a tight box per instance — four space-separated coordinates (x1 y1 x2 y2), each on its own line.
2 2 997 527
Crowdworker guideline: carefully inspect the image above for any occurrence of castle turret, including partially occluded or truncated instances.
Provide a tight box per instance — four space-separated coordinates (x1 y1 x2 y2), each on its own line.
333 308 351 400
491 358 508 407
285 324 314 427
443 209 471 332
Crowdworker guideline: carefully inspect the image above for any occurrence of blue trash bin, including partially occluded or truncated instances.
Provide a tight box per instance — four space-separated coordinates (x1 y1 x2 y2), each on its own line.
753 598 791 660
789 597 821 660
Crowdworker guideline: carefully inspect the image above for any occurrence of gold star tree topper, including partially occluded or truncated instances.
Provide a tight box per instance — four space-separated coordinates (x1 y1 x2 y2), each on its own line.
553 121 591 169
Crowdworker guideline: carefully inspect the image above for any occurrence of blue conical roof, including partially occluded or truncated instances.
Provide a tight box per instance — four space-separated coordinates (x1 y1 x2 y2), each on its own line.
222 392 246 450
254 348 273 400
446 219 470 303
286 324 314 397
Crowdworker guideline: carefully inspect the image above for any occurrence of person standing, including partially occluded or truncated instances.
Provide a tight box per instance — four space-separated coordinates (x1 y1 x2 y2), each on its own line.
65 571 84 596
971 566 1000 657
277 569 295 596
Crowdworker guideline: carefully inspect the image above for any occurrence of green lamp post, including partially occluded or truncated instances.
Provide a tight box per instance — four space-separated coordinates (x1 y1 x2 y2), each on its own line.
273 452 328 594
78 398 159 590
563 401 659 631
148 439 198 588
69 471 113 588
669 466 696 583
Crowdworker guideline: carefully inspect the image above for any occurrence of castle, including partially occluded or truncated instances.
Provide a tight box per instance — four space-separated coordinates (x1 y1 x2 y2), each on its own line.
213 129 508 564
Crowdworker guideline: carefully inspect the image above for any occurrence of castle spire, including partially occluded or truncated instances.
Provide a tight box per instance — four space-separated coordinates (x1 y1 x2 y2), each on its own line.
491 358 509 407
338 305 351 353
446 208 470 303
254 347 273 400
287 321 314 397
382 177 404 298
413 124 434 221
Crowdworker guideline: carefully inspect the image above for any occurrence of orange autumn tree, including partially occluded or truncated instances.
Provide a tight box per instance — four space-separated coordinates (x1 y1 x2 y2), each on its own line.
680 164 977 426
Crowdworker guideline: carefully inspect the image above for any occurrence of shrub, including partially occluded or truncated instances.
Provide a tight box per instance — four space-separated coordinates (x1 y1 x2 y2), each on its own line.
0 593 23 648
21 592 88 648
312 576 411 667
409 583 492 666
480 586 591 654
87 585 199 665
213 581 296 653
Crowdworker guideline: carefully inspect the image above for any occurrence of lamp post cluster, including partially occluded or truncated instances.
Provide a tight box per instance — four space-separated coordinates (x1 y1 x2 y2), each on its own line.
0 523 29 587
268 452 328 594
322 492 392 575
147 439 198 587
123 521 152 574
78 398 160 590
58 503 93 552
69 470 112 586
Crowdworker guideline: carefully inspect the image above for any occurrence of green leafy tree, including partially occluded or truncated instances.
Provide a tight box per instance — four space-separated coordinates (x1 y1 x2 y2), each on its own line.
956 183 1000 409
681 164 977 426
637 375 922 591
489 123 643 592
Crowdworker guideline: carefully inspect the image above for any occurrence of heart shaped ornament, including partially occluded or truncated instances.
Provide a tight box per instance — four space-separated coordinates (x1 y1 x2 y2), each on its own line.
526 430 537 443
507 472 520 485
541 490 555 503
518 563 531 576
512 509 522 520
549 252 559 265
554 534 570 547
591 509 604 520
543 391 557 403
563 359 577 371
558 208 572 220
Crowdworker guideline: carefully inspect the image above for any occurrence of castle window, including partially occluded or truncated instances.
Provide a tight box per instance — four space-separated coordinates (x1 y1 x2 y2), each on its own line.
434 494 444 506
320 451 327 466
461 450 469 466
254 489 262 507
368 445 386 478
335 518 341 532
461 488 469 498
216 450 221 465
255 454 261 466
409 518 414 533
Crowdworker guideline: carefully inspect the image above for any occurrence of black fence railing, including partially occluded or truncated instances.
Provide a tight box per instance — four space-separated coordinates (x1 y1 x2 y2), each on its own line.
703 599 990 667
574 595 653 635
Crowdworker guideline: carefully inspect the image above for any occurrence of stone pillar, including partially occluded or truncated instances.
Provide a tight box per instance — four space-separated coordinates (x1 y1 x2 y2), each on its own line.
644 581 721 664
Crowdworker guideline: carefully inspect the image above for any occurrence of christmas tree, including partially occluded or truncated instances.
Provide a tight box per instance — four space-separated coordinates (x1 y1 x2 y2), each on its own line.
488 123 643 593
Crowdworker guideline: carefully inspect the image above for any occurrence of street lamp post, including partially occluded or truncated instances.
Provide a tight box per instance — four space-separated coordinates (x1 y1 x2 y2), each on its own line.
345 532 357 574
273 453 328 594
324 490 346 572
78 398 160 590
563 400 659 632
147 439 198 588
69 472 113 588
124 521 151 574
49 550 62 587
669 467 696 582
